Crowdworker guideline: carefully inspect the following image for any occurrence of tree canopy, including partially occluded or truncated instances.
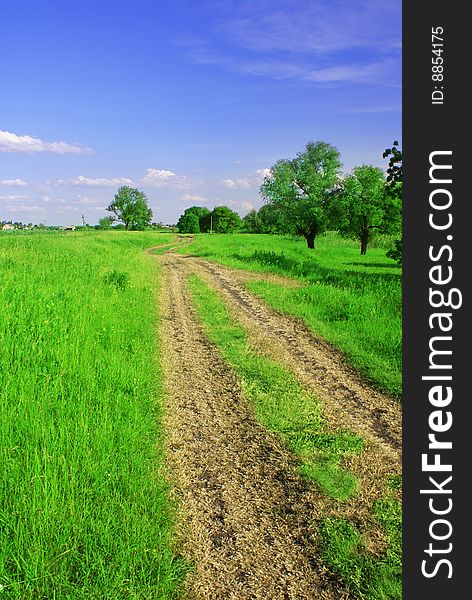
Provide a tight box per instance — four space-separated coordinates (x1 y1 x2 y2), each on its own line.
106 186 152 230
383 141 403 264
177 205 241 234
330 165 391 255
210 206 241 233
260 141 342 248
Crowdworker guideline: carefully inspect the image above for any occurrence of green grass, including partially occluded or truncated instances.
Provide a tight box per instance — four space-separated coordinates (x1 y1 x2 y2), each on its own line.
318 496 402 599
188 273 362 501
0 231 187 599
180 232 402 398
188 273 401 598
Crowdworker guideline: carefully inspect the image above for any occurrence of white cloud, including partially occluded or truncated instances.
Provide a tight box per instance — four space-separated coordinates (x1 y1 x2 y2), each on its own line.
0 130 94 155
222 168 270 189
140 168 199 190
0 178 28 186
228 199 255 213
55 175 133 187
6 204 45 213
179 193 208 203
0 194 28 201
222 178 250 189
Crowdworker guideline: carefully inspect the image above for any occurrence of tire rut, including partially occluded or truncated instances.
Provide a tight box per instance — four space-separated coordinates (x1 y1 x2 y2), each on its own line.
158 253 350 600
190 256 402 459
166 253 402 551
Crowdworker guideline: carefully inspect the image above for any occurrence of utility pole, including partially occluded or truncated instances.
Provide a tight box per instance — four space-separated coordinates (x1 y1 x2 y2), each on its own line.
82 214 86 226
210 213 213 233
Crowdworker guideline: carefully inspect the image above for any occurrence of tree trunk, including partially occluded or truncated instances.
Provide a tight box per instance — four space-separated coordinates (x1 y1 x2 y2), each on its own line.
360 227 369 255
306 233 316 249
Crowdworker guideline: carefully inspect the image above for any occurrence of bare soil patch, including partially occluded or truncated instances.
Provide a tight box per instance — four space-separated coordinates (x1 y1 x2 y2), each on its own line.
159 253 350 599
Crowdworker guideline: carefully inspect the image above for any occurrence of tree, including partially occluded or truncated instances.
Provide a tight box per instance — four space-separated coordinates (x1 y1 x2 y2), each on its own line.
330 165 391 255
177 206 211 233
260 141 342 249
210 206 241 233
383 141 402 265
98 216 113 230
242 209 262 233
177 211 200 233
106 186 152 230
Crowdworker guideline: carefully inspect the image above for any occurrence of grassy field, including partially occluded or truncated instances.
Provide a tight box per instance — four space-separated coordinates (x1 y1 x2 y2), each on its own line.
0 231 187 598
179 232 402 398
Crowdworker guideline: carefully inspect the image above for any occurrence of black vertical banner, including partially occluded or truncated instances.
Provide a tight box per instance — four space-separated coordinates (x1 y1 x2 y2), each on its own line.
404 3 469 598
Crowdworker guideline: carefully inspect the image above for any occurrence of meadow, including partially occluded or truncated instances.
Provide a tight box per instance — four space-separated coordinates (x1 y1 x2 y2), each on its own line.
0 230 187 599
179 232 402 398
0 229 401 599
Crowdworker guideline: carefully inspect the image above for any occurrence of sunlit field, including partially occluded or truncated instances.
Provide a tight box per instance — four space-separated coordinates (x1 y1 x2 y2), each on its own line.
0 231 186 599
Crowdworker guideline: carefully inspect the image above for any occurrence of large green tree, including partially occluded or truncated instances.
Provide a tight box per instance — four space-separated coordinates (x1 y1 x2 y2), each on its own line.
107 186 152 230
260 141 342 249
177 206 211 233
210 206 241 233
331 165 393 255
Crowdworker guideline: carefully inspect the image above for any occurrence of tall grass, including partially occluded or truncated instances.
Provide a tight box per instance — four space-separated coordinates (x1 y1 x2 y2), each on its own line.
180 233 402 398
0 231 186 598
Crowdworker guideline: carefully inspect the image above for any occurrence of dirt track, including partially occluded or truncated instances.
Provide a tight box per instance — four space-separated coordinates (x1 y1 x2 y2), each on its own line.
158 251 402 599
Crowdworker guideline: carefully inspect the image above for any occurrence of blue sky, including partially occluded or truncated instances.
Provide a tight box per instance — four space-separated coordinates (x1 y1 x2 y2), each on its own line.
0 0 401 226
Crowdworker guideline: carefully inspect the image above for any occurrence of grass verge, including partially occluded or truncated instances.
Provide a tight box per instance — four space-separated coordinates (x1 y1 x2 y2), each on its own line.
0 231 187 599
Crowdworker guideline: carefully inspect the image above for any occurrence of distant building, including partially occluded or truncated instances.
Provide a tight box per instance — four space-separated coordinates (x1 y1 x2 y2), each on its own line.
61 225 76 231
2 223 15 230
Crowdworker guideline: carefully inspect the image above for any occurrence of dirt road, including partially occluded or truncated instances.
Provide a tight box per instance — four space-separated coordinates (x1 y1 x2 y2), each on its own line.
158 251 402 599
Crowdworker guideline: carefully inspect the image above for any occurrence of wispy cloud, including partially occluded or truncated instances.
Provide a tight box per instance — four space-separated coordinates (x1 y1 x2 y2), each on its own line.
140 168 201 190
0 194 29 201
55 175 133 187
228 199 255 213
216 0 400 54
179 193 208 203
0 130 94 155
182 1 400 86
222 168 270 189
0 178 28 186
5 204 45 214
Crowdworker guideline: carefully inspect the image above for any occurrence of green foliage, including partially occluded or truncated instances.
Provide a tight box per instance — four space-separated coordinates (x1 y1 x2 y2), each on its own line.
106 186 153 230
188 274 362 501
383 142 402 264
330 165 397 255
260 141 342 248
318 516 402 600
97 216 113 230
242 205 285 234
0 231 187 598
318 497 402 599
386 238 402 265
382 141 403 185
177 206 211 233
241 209 262 233
103 269 131 290
210 205 242 233
177 211 201 233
